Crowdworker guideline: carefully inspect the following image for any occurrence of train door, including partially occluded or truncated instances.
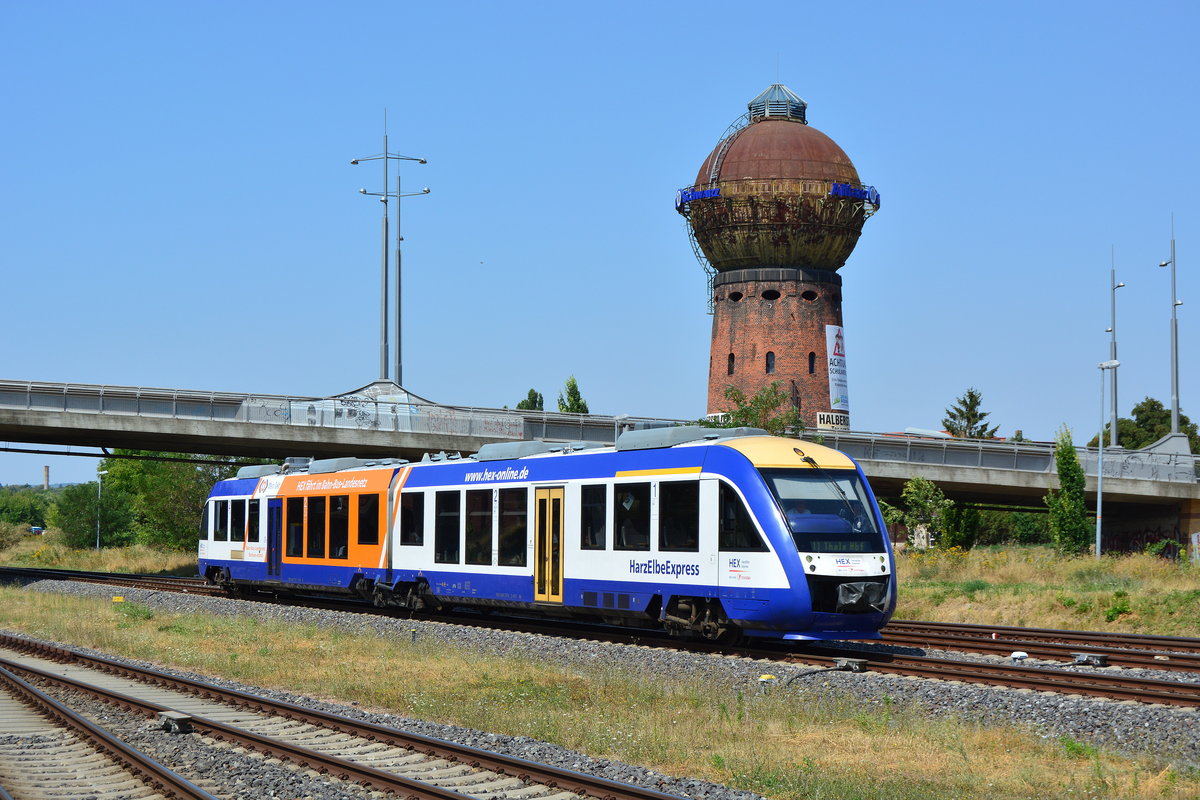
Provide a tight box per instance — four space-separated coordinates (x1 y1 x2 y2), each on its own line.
266 498 283 578
534 487 564 603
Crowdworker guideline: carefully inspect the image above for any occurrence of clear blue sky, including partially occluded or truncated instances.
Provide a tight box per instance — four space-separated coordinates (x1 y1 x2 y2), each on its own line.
1 0 1196 486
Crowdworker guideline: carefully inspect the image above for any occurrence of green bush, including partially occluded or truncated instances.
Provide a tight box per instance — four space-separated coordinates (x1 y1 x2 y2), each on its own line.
0 521 26 549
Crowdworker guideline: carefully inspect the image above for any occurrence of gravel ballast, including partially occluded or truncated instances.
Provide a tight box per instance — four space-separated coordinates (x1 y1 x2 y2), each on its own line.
12 579 1200 785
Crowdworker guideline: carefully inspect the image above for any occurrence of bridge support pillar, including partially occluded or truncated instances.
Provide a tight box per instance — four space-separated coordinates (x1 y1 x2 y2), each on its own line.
1184 498 1200 561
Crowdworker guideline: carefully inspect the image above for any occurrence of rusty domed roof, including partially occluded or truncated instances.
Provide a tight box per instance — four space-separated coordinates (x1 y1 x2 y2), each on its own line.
695 118 859 187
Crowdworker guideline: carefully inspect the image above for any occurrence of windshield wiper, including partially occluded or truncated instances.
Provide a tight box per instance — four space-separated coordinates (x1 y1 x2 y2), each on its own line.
792 446 866 532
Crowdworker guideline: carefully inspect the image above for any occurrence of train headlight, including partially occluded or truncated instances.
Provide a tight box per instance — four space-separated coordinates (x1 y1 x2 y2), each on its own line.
805 555 813 563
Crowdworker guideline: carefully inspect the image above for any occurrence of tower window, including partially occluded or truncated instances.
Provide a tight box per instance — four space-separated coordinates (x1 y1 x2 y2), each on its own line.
801 290 818 302
727 353 735 375
762 289 780 302
765 352 775 374
728 291 743 302
808 352 816 375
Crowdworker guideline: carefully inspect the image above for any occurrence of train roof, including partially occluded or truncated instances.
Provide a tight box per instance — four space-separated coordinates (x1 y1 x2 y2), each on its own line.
219 428 856 487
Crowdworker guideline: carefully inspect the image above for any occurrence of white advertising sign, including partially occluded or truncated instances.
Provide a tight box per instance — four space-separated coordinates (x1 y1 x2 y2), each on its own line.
825 325 849 413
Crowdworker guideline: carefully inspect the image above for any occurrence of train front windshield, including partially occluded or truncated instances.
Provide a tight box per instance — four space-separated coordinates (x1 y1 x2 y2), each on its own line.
759 469 886 554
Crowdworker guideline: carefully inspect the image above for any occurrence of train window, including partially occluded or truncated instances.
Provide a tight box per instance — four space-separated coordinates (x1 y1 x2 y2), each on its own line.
329 495 350 559
613 483 650 551
199 504 210 541
580 484 606 550
435 491 460 563
285 497 304 557
659 481 699 552
214 500 229 542
400 492 424 545
760 469 885 554
247 499 260 543
466 490 493 565
719 483 768 552
498 488 527 566
307 496 326 558
231 500 246 543
765 351 775 374
358 493 380 545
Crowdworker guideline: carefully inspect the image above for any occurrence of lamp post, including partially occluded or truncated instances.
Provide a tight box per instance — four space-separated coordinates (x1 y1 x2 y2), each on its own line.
1158 220 1182 434
95 470 108 550
352 127 428 384
1107 263 1125 447
1095 360 1119 560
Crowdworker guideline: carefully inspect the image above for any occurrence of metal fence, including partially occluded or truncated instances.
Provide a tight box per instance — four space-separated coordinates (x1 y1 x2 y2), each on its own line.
2 380 1196 481
0 380 666 444
807 429 1198 484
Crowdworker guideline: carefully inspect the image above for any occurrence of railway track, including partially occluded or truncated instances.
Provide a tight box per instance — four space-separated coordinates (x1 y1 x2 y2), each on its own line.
0 633 686 800
8 566 1200 707
0 662 217 800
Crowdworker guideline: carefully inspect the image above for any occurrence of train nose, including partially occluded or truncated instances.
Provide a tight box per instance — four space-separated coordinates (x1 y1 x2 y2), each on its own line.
835 581 888 614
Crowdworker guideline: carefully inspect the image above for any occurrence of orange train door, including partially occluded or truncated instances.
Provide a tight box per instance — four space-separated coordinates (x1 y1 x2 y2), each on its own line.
534 487 564 603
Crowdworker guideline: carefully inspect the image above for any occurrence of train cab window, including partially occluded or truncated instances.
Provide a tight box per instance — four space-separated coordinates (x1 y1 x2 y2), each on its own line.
400 492 425 545
498 488 527 566
329 495 349 559
580 484 606 550
231 500 246 543
285 497 304 557
435 491 460 563
613 483 650 551
214 500 229 542
357 493 380 545
659 481 699 552
719 483 768 552
199 504 210 541
465 489 493 565
307 496 327 558
247 499 260 543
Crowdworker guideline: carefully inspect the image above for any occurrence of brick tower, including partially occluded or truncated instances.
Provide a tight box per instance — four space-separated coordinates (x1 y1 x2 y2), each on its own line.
677 85 878 430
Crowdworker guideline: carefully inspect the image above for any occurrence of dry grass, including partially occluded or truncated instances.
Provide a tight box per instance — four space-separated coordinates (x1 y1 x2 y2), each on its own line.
0 587 1196 800
895 547 1200 636
0 534 196 575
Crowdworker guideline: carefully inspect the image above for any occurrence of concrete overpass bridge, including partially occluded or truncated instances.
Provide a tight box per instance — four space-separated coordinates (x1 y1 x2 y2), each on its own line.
2 379 1197 547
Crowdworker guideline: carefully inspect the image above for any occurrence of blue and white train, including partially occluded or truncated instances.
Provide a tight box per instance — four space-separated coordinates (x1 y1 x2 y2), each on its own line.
198 427 896 641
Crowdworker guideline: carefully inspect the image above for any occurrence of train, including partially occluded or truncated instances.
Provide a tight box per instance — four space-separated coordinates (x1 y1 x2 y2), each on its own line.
198 426 896 641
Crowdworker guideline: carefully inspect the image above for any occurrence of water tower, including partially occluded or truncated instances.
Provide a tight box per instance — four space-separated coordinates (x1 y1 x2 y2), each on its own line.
677 84 879 430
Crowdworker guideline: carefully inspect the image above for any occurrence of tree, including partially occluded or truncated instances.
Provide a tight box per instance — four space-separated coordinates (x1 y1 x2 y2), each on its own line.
705 382 802 436
557 376 589 414
941 505 981 550
45 481 135 549
942 388 999 439
100 451 252 550
0 486 55 528
897 477 954 548
1044 426 1091 554
1087 397 1200 453
515 389 544 411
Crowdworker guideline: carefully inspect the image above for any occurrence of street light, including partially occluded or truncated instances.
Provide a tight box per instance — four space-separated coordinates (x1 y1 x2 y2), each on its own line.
352 123 429 385
1095 360 1119 560
1106 261 1125 447
1158 218 1182 434
95 470 108 551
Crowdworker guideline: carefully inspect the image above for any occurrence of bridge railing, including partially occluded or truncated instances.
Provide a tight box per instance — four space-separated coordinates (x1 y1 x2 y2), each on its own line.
806 429 1198 484
0 380 668 445
3 380 1195 480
